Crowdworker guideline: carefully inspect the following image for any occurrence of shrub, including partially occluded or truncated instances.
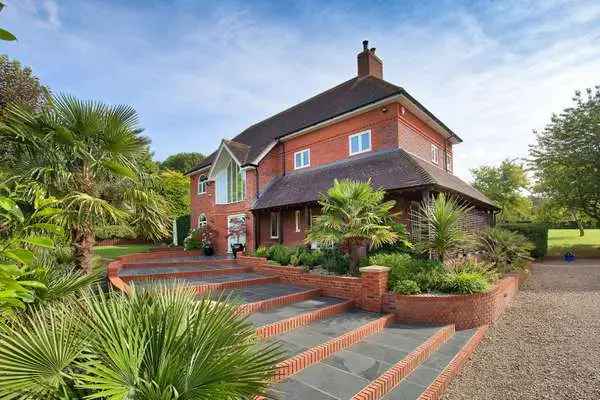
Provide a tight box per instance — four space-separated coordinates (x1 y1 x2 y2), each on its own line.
373 223 413 254
183 226 217 251
498 223 548 258
95 225 136 240
443 271 490 294
446 258 499 283
394 279 421 295
266 244 294 265
290 247 323 267
368 252 412 289
475 227 534 272
320 248 351 275
254 246 268 258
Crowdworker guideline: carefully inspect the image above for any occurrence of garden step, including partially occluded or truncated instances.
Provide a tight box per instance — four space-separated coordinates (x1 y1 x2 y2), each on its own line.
252 298 354 339
237 287 323 315
120 265 250 280
380 327 483 400
267 323 453 400
131 272 281 294
267 310 395 382
122 260 233 270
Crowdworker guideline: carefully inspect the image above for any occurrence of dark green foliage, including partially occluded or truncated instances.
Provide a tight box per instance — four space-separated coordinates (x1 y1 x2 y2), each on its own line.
499 223 548 258
475 227 534 272
175 214 190 246
160 152 206 173
393 279 421 295
290 247 323 267
254 246 268 258
367 253 443 290
266 244 295 265
95 225 136 240
320 248 351 275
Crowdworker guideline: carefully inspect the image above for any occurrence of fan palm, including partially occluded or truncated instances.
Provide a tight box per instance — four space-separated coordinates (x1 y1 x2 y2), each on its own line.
0 95 170 272
306 179 400 274
0 285 283 399
417 193 471 263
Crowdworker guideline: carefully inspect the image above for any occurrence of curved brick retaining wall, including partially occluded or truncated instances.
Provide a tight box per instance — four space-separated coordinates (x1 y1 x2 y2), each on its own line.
382 271 528 330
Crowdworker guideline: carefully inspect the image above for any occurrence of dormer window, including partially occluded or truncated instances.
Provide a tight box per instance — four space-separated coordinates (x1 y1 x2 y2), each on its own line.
349 130 371 156
197 175 207 194
431 144 439 165
294 149 310 169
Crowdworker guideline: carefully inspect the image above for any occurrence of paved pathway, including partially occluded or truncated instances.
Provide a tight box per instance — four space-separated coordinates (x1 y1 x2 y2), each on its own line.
444 259 600 400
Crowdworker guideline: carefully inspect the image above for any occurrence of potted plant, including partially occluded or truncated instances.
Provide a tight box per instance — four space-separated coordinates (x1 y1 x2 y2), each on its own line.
227 217 246 259
184 225 217 256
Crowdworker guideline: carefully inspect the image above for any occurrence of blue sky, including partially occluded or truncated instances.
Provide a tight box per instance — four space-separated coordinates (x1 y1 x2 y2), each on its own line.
2 0 600 179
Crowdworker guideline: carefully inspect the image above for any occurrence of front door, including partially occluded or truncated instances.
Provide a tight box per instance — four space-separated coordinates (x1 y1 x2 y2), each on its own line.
227 214 246 253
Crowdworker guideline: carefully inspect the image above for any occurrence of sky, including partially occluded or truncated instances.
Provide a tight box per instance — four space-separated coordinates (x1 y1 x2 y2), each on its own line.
2 0 600 181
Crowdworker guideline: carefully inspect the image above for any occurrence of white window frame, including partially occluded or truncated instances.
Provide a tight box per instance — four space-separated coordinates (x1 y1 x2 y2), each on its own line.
431 144 439 165
295 210 301 232
446 152 453 173
348 130 372 156
197 213 207 227
270 212 280 239
197 175 207 194
294 149 311 170
215 160 245 205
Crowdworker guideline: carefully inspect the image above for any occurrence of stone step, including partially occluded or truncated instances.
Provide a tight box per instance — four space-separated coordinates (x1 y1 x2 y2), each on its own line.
131 272 281 294
268 323 453 400
120 265 249 280
267 310 395 382
380 327 484 400
252 298 354 339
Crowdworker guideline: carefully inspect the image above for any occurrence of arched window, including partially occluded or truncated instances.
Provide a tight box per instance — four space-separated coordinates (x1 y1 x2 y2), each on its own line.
197 175 207 194
198 213 207 228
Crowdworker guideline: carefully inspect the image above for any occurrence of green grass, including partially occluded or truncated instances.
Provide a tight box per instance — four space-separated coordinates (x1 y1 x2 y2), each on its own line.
548 229 600 257
93 244 153 261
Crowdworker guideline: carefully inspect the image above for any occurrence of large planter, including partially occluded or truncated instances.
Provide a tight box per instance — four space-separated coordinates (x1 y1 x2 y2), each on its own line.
203 246 215 256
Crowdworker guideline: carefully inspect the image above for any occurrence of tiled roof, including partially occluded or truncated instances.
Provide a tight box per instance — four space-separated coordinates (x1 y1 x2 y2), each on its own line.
251 148 496 210
187 76 405 174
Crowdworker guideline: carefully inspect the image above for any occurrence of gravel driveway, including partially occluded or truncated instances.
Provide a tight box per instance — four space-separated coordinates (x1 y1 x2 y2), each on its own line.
444 260 600 400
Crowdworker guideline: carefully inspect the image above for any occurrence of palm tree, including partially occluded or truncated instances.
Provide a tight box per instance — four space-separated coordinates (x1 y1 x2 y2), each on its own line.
0 285 283 399
417 192 471 263
0 95 170 272
306 179 399 274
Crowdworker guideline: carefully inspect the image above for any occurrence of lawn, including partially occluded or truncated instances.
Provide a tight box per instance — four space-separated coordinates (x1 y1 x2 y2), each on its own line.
93 244 153 260
548 229 600 257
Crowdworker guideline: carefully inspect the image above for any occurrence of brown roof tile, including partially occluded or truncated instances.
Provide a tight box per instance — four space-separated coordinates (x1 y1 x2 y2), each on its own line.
251 148 496 210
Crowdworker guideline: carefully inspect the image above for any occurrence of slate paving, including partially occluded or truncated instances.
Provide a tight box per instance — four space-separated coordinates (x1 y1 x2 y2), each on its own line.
130 272 272 286
381 328 477 400
248 296 345 327
118 264 237 277
211 282 312 304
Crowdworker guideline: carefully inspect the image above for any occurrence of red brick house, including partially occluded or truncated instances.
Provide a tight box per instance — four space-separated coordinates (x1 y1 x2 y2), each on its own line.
186 41 497 254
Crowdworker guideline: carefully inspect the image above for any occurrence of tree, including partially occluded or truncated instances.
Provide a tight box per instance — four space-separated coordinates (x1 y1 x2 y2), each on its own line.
0 2 17 42
305 179 399 274
0 55 51 167
417 193 471 263
0 95 170 272
529 87 600 224
471 159 532 222
156 169 190 219
0 55 49 117
160 152 205 173
0 285 282 398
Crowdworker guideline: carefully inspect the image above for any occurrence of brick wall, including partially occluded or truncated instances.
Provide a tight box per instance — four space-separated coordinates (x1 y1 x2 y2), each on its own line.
383 271 527 330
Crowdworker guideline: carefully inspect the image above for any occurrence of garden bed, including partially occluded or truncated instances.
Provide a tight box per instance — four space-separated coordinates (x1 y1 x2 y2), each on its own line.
382 269 529 330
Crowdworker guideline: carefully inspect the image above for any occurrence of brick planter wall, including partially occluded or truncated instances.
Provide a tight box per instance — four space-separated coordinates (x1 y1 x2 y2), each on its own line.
382 271 528 330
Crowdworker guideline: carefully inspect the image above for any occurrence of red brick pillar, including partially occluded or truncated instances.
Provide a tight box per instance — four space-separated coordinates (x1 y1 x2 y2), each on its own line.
359 265 391 312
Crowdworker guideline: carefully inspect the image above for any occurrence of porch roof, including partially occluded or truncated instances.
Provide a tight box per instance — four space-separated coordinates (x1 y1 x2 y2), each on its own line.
251 148 497 210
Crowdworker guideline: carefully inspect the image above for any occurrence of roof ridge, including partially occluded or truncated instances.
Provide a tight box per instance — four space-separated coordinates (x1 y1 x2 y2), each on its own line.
236 77 360 136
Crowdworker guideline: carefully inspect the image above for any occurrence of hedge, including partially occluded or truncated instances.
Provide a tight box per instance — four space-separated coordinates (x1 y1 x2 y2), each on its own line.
499 223 548 258
175 215 191 246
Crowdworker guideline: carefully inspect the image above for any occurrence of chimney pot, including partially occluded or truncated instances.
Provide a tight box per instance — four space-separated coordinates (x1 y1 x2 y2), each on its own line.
357 40 383 79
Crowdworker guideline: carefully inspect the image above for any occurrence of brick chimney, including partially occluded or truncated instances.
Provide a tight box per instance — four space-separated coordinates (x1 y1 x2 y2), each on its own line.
357 40 383 79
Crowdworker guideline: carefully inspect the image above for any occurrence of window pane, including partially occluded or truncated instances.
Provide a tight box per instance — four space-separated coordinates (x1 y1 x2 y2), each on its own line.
351 136 359 154
295 152 302 167
305 150 310 166
361 132 370 150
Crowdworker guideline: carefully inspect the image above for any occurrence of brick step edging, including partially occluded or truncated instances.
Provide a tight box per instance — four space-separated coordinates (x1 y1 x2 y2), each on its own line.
195 275 281 295
256 300 354 340
351 324 456 400
122 266 252 282
274 314 395 382
238 289 322 316
123 259 235 269
417 325 489 400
